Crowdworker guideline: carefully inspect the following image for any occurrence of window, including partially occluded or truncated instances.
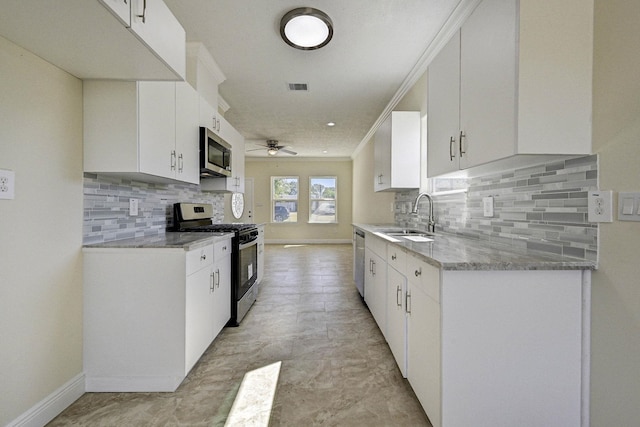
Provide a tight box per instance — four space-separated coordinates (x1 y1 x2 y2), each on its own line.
309 176 337 223
271 176 298 222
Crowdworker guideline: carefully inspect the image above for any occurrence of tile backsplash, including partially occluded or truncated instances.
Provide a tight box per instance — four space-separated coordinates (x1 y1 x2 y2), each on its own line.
395 155 598 261
83 173 224 244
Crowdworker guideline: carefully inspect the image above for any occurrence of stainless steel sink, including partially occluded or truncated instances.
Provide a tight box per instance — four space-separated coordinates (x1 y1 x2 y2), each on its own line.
375 229 435 242
378 228 434 237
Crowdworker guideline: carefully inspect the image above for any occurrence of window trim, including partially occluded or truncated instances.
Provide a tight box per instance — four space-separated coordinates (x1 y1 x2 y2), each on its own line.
308 175 337 224
271 176 299 223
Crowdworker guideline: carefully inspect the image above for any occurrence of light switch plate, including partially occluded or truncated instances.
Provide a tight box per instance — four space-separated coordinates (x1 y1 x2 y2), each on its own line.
618 192 640 222
129 198 139 216
483 196 494 217
0 169 15 200
588 190 613 222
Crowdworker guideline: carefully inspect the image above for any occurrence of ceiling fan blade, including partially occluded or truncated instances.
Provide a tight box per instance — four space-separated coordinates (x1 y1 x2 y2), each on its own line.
280 148 298 155
246 147 266 152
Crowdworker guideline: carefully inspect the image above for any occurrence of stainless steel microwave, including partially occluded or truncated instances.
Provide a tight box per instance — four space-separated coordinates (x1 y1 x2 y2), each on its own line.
200 127 232 178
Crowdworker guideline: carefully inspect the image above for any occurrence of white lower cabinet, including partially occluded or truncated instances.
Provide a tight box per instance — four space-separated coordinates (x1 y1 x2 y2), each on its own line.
185 250 216 372
84 237 232 392
364 238 387 334
406 254 442 427
212 239 232 336
371 245 589 427
386 245 408 376
386 265 407 376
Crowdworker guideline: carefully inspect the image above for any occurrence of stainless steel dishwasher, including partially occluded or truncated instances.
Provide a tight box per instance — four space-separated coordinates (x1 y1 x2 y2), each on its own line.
354 229 365 297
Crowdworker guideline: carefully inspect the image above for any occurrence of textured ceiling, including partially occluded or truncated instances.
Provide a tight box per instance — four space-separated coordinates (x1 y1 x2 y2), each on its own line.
164 0 461 157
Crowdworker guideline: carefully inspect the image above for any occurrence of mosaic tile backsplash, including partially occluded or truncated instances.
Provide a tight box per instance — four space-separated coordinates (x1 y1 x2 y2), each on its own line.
395 155 598 261
83 173 225 244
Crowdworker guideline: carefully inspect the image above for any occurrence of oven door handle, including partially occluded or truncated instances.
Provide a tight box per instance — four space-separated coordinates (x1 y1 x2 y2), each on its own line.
239 238 258 251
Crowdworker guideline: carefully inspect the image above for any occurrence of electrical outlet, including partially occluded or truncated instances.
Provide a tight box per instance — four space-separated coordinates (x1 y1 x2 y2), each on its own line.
588 190 613 222
483 196 494 217
0 169 15 200
129 198 139 216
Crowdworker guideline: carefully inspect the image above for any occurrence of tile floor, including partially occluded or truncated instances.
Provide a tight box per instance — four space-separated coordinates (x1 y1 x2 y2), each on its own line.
49 244 431 426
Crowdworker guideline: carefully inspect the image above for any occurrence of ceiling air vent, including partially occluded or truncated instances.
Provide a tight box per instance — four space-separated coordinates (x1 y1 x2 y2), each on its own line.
287 83 308 91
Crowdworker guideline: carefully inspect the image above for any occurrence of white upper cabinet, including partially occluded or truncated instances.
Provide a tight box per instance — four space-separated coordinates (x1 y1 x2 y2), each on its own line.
84 80 200 185
129 0 186 80
0 0 185 80
427 0 593 177
98 0 131 25
137 82 176 180
374 111 421 192
427 32 461 177
175 82 201 184
199 97 246 193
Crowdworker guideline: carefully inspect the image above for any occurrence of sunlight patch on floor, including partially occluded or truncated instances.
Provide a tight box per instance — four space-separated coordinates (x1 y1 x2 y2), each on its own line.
283 244 308 248
224 361 281 426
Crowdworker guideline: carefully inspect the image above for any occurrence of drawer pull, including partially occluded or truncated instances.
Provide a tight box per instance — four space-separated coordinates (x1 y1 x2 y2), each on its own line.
200 254 206 261
391 253 396 261
415 268 422 277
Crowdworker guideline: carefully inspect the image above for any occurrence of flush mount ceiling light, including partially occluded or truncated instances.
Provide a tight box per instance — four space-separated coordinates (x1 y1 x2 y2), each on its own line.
280 7 333 50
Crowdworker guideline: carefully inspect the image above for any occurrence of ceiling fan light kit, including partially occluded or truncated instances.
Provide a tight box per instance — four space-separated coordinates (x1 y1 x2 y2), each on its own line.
247 139 298 156
280 7 333 50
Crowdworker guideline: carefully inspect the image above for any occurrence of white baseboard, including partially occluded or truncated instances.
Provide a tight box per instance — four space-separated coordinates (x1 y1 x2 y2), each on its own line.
85 375 183 392
8 373 85 427
264 239 352 245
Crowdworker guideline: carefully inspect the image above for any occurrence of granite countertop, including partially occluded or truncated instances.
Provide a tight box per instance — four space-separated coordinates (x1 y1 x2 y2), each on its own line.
82 232 235 251
353 223 596 271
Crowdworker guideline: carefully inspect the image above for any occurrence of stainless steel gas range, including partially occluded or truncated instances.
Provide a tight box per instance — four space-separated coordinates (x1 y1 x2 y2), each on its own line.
173 203 258 326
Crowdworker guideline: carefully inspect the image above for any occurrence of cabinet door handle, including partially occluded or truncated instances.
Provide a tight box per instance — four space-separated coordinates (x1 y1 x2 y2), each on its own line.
215 269 220 288
178 153 184 173
136 0 147 23
406 290 412 314
391 253 396 261
396 285 402 307
171 150 176 171
217 118 221 132
210 271 215 292
372 260 376 276
449 136 456 161
377 174 383 185
200 253 206 261
414 268 421 277
459 131 466 157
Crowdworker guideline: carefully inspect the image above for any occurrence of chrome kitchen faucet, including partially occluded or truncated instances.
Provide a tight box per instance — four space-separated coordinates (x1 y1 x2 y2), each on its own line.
412 192 436 233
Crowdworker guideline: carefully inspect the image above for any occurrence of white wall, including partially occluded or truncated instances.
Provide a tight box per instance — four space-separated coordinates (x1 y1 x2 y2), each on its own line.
591 0 640 424
0 36 84 425
245 158 353 242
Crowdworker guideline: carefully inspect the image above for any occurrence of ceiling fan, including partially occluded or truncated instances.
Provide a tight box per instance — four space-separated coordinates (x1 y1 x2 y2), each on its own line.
247 140 298 156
